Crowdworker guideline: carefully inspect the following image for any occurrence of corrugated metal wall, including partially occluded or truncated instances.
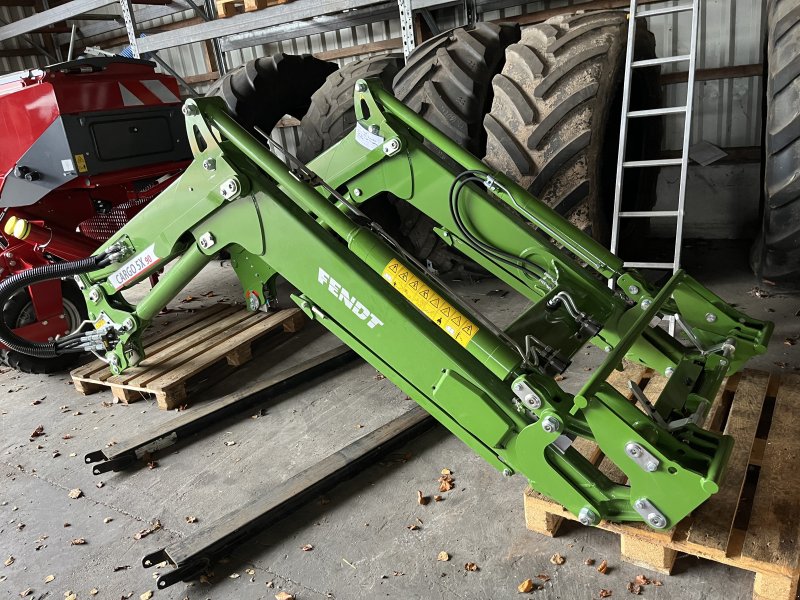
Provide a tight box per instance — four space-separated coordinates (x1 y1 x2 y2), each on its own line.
0 1 765 155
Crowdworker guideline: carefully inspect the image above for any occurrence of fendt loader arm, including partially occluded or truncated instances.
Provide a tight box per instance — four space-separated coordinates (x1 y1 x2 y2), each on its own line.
0 81 771 530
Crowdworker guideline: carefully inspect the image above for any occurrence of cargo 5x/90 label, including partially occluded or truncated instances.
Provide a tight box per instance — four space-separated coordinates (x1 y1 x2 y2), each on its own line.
381 258 479 348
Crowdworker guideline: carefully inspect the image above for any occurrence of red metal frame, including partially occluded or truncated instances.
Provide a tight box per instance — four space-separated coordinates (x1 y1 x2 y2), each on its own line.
0 59 189 349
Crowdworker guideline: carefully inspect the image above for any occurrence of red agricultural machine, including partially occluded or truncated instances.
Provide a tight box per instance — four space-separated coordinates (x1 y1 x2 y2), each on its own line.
0 52 338 373
0 56 191 373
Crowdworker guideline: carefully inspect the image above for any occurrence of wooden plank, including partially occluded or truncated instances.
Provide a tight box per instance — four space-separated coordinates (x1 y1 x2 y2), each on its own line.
146 308 303 390
606 361 649 398
75 310 241 386
313 38 402 61
685 371 769 553
70 304 233 382
620 534 677 574
741 374 800 577
120 310 259 387
71 307 304 409
705 374 737 432
643 373 669 406
754 572 799 600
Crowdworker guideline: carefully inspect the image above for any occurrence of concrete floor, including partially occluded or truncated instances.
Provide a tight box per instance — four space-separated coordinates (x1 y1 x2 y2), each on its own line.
0 240 797 600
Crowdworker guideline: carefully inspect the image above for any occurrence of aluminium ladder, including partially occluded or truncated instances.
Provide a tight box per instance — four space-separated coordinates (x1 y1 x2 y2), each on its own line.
609 0 701 274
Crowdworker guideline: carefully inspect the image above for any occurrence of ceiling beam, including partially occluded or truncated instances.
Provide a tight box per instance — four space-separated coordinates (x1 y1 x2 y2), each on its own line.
0 47 41 56
0 0 115 43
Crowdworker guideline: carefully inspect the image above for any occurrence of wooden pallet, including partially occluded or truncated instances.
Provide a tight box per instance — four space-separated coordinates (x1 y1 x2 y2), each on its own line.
215 0 291 18
524 365 800 600
70 304 305 410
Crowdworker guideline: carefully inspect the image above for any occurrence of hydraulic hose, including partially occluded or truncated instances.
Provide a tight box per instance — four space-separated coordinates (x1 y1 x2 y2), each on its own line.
0 254 110 358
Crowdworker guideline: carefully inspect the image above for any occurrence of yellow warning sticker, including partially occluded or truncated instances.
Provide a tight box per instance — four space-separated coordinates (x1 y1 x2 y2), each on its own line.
74 154 88 173
382 258 479 348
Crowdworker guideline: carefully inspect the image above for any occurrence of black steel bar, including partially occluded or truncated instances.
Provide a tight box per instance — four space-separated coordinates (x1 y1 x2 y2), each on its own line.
84 345 357 474
143 406 434 588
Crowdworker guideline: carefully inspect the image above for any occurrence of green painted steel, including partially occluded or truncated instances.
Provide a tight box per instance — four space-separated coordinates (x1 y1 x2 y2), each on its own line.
73 83 771 530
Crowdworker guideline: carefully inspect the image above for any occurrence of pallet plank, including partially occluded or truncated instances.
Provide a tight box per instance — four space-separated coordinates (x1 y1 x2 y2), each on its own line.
71 306 305 410
71 305 235 383
119 310 259 387
147 309 302 390
685 371 769 552
741 374 800 576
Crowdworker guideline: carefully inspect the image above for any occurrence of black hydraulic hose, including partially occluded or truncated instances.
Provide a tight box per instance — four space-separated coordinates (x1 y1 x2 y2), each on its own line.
0 255 110 358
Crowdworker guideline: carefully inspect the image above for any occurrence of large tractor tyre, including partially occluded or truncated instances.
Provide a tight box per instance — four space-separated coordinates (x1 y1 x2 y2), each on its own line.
297 54 404 163
393 22 521 156
483 11 662 244
0 280 88 374
207 53 338 135
751 0 800 280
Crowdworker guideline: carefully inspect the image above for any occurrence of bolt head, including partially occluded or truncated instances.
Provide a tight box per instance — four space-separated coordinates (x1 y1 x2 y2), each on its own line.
202 158 216 171
645 461 658 472
182 104 198 116
541 416 560 434
198 232 216 249
368 124 380 135
514 383 524 392
628 285 639 295
524 393 542 409
356 81 367 93
705 312 717 323
626 443 642 457
502 468 512 477
578 507 597 526
647 513 667 529
634 499 646 510
641 298 652 309
353 188 363 197
383 138 401 156
603 345 612 353
665 367 675 377
220 178 240 200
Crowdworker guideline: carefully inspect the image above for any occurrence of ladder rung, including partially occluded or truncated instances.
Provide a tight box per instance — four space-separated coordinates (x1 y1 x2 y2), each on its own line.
632 54 691 67
635 4 694 17
628 106 686 118
623 158 683 168
618 210 680 217
623 261 677 269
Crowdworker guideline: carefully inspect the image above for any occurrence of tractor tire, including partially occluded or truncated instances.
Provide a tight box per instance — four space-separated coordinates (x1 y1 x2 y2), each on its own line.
207 53 338 135
751 0 800 280
0 280 88 374
393 22 521 155
483 11 662 244
297 54 404 163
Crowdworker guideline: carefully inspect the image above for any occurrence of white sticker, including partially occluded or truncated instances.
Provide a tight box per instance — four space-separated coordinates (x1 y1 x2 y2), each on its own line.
109 244 160 290
354 123 384 151
61 158 75 174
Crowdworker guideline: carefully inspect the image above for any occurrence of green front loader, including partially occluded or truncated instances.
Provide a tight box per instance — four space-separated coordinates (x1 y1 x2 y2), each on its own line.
0 80 771 533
